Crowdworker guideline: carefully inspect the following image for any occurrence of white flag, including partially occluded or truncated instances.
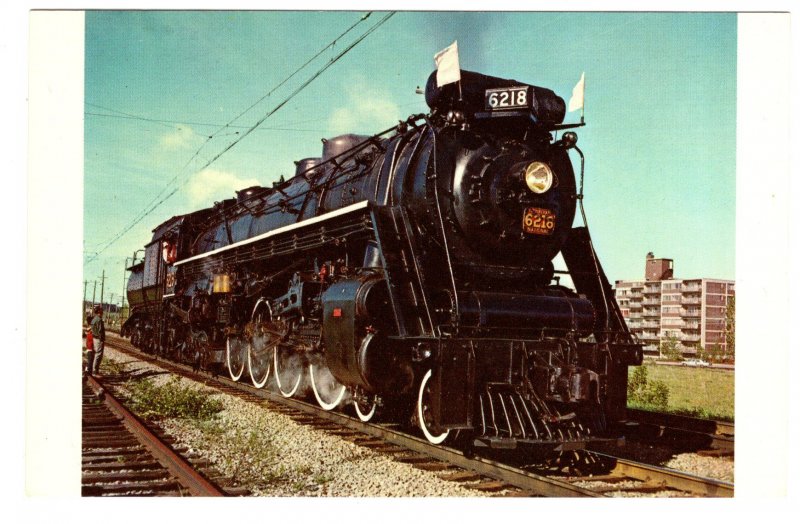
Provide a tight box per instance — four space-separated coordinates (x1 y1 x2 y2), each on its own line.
568 72 585 112
434 41 461 87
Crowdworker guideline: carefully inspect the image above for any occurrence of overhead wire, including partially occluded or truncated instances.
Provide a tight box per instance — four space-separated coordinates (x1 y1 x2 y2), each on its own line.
200 12 373 140
85 102 178 130
85 96 423 132
84 111 326 133
87 11 396 264
191 12 396 176
99 12 376 248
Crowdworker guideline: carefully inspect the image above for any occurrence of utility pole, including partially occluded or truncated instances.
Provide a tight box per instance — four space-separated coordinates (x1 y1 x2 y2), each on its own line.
83 280 88 317
121 258 128 317
99 269 106 312
92 281 97 308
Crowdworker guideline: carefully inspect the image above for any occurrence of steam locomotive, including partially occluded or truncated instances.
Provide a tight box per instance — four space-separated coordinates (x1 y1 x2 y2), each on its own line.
122 69 642 453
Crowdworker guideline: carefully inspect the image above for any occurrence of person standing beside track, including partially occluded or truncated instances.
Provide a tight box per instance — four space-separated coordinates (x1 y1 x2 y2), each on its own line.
84 316 94 376
89 305 105 375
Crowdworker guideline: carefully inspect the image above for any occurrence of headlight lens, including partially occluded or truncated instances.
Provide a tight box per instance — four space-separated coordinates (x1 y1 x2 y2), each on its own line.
524 161 554 194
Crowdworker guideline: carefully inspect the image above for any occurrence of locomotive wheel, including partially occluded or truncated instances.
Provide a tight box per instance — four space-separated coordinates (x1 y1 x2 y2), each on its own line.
309 363 346 411
273 346 302 398
247 337 272 388
353 396 377 422
226 336 247 382
417 369 450 445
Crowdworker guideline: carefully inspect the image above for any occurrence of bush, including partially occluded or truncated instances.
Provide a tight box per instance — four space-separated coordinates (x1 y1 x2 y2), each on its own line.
628 365 649 396
627 365 670 409
640 380 670 409
127 377 223 421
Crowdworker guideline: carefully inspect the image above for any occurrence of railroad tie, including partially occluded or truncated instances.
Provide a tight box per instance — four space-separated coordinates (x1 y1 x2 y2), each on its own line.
394 454 431 464
82 469 172 483
413 463 454 472
590 482 672 495
437 471 482 482
82 478 183 496
568 474 630 483
83 460 161 471
469 481 511 493
698 449 734 458
224 486 251 496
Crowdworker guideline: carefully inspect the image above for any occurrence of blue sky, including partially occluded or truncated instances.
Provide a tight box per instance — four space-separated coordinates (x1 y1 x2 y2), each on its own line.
83 11 737 303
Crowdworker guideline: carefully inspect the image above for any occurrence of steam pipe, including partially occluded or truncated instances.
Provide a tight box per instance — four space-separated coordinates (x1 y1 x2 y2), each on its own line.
423 117 459 330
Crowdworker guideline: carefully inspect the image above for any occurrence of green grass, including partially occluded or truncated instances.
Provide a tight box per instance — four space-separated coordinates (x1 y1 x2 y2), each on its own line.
628 362 734 421
100 358 127 376
126 377 224 421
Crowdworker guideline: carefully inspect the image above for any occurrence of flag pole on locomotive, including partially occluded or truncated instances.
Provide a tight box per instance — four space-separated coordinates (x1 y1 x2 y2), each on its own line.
434 40 462 96
569 71 585 124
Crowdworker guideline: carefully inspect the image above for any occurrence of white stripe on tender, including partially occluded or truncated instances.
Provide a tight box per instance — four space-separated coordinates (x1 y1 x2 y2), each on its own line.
174 200 370 267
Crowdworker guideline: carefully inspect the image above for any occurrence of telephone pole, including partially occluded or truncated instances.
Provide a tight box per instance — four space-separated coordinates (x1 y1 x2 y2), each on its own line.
92 281 97 307
83 280 89 323
99 269 106 311
121 259 128 315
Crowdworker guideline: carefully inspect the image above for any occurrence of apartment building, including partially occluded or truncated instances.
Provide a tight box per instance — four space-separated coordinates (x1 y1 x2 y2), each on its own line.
614 253 734 356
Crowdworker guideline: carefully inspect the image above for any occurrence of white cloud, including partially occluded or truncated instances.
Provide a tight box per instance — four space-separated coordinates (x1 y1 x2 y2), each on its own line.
186 168 260 207
327 80 401 136
159 125 198 150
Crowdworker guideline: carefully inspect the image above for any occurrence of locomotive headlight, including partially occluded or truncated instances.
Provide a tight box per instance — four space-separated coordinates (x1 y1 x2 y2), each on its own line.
524 161 554 194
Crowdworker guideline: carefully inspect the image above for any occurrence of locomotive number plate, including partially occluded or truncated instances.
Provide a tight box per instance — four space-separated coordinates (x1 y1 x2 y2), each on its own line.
523 207 556 235
485 86 529 111
165 267 178 294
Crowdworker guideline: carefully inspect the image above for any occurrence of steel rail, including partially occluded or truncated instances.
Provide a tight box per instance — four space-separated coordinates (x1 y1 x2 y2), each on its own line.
627 408 734 436
85 375 225 497
590 451 734 497
625 408 734 451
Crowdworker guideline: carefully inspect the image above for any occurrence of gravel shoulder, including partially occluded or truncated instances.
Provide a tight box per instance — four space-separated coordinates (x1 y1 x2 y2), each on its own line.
101 346 487 497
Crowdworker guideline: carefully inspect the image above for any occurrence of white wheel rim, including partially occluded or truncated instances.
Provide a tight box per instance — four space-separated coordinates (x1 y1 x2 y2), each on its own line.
354 398 377 422
309 364 346 410
274 347 302 398
226 337 245 382
418 369 450 444
247 336 271 388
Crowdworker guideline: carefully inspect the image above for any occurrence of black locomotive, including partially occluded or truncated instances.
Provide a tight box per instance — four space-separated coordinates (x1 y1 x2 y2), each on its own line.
122 70 642 453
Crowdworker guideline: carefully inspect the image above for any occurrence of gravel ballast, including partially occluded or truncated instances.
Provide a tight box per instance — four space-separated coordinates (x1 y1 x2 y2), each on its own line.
101 346 486 497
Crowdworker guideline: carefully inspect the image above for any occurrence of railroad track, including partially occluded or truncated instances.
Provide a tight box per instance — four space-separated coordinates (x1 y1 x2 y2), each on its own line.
558 453 733 497
82 375 232 496
103 334 733 497
624 408 734 455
